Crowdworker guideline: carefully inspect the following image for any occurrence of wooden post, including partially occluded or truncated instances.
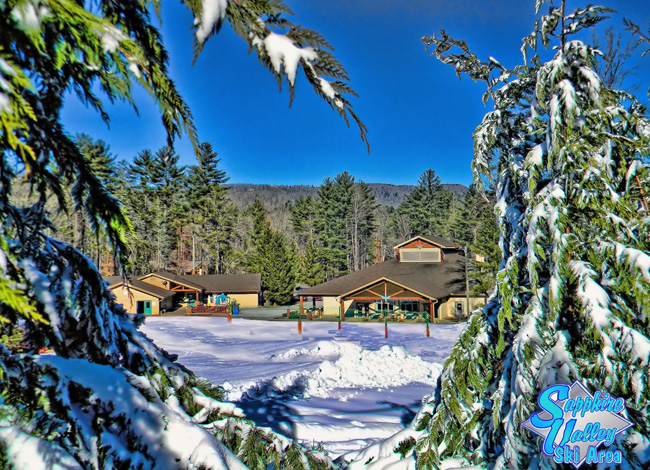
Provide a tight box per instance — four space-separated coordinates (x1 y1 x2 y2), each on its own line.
339 299 344 330
298 296 303 333
426 302 431 337
228 302 231 323
385 313 388 338
381 281 388 338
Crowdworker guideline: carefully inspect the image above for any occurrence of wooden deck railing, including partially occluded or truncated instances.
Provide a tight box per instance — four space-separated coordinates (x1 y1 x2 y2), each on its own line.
190 305 228 314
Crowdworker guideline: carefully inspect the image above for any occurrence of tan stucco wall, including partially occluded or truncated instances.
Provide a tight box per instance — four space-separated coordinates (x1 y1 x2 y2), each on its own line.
229 293 259 308
110 286 168 315
139 275 169 290
322 297 353 316
437 296 485 319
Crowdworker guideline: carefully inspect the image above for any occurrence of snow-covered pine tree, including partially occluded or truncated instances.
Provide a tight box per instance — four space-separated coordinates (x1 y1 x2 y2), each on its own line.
410 2 650 469
0 0 366 468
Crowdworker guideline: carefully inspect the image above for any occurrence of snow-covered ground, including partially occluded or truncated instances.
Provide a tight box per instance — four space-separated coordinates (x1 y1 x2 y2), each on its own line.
140 317 465 457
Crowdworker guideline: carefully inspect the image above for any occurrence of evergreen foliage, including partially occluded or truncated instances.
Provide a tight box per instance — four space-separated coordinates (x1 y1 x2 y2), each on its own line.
449 185 500 296
263 235 298 305
411 2 650 468
349 181 378 272
289 195 319 245
187 143 236 274
150 146 187 270
298 236 326 286
247 199 297 304
313 172 378 279
396 169 455 239
0 0 366 468
316 173 354 279
468 190 500 297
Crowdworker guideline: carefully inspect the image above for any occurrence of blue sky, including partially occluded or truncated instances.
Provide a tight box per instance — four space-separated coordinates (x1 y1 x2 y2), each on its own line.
61 1 650 187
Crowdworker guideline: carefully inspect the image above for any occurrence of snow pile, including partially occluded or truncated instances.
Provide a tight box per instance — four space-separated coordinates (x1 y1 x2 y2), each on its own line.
272 340 354 360
225 342 443 400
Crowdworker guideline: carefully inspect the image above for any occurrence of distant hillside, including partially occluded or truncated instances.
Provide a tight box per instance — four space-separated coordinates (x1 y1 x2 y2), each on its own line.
225 183 468 210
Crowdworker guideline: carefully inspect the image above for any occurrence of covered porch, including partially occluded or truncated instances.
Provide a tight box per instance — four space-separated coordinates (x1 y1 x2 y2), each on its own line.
338 278 438 322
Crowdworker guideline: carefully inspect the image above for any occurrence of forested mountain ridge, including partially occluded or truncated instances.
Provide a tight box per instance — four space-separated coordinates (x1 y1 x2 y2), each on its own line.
225 183 469 210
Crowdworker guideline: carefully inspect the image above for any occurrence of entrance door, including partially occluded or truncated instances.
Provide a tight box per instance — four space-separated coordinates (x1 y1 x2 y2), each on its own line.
136 300 153 315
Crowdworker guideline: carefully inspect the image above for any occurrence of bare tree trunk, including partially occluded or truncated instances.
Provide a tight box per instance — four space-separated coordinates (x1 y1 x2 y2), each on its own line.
74 210 86 254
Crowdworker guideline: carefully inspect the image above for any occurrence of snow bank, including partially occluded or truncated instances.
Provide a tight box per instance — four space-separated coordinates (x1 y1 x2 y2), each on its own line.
226 342 443 400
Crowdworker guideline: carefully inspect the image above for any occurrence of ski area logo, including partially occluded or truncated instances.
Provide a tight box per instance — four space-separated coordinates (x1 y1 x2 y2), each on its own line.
521 381 633 468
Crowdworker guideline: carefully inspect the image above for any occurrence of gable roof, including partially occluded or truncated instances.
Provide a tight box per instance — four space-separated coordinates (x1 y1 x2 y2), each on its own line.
183 274 261 293
104 277 174 299
393 235 458 250
299 254 471 300
139 272 206 291
103 275 123 287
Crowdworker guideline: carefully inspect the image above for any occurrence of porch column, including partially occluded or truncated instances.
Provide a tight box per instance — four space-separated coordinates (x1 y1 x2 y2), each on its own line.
339 299 344 329
298 296 303 333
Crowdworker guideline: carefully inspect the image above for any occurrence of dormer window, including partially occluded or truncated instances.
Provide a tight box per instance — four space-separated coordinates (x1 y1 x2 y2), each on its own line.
393 235 458 263
400 246 441 262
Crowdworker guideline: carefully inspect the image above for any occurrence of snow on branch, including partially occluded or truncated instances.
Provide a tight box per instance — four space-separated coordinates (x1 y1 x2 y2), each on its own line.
184 0 369 151
611 242 650 283
194 0 228 44
571 259 650 386
251 32 318 86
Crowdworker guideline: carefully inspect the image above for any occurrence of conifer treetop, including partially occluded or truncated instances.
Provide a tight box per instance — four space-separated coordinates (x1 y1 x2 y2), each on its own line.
408 2 650 469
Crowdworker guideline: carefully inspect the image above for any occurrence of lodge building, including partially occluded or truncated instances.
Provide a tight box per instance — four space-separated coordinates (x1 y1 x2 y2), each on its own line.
299 235 487 321
105 272 262 315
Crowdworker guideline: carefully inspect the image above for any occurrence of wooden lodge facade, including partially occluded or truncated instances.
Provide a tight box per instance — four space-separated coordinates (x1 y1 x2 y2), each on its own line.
105 272 262 315
300 236 487 321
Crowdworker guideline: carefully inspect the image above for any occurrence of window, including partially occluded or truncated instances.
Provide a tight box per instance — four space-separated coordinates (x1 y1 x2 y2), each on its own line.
400 301 419 312
400 247 441 262
455 301 464 316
